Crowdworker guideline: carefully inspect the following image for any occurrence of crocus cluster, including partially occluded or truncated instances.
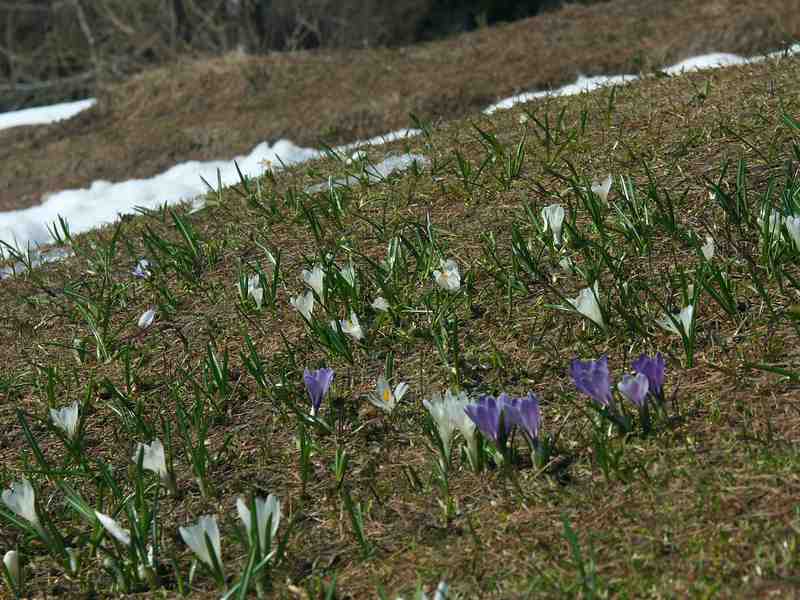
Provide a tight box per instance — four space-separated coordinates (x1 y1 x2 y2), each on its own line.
571 353 665 432
465 392 541 465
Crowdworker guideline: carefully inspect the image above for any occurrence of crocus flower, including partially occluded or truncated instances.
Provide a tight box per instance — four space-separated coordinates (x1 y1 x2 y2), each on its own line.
617 373 649 408
591 174 613 203
369 375 409 413
3 550 19 586
632 353 666 397
179 515 222 569
138 308 156 330
50 401 79 438
701 235 715 260
236 494 281 552
337 312 364 341
423 390 473 460
568 282 604 328
432 259 460 292
290 290 314 320
508 392 541 444
570 356 613 409
541 204 566 246
95 511 131 546
301 265 325 298
304 367 334 416
1 479 40 530
464 393 515 444
247 275 264 309
371 296 390 312
132 258 151 279
657 305 694 336
785 216 800 251
133 439 167 478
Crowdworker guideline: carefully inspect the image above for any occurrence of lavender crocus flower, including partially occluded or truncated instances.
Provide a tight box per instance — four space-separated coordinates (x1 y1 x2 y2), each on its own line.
631 353 665 397
304 367 334 417
617 373 649 408
465 393 514 443
570 356 613 409
509 392 541 444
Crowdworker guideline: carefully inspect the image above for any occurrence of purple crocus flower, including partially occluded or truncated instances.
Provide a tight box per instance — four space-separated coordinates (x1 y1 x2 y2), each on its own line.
570 356 613 408
617 373 649 408
464 393 514 443
631 353 665 397
304 367 334 417
510 392 541 443
132 258 151 279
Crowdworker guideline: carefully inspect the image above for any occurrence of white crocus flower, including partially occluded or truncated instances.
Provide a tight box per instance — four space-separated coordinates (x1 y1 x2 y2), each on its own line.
2 479 40 530
701 235 715 260
236 494 281 552
290 290 314 320
433 259 460 292
50 401 79 438
247 275 264 309
340 264 357 288
301 265 325 298
568 282 604 328
784 216 800 251
443 389 477 464
371 296 390 312
423 391 457 459
133 439 167 478
95 511 131 546
591 174 613 203
179 515 222 569
423 390 473 461
541 204 566 246
336 312 364 341
658 305 694 336
3 550 19 586
369 375 409 413
138 308 156 329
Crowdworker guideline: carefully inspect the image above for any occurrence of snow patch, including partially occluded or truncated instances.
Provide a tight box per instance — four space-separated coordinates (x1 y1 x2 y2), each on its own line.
0 99 96 131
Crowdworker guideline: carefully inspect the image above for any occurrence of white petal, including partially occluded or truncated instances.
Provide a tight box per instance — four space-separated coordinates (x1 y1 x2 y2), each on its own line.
96 511 131 546
50 401 79 438
138 308 156 329
591 174 613 202
133 439 167 478
2 479 39 527
3 550 19 583
179 515 221 567
371 296 390 311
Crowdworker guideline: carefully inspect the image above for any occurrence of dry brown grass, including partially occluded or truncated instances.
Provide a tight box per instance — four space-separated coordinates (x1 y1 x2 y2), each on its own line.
1 0 799 212
2 1 800 598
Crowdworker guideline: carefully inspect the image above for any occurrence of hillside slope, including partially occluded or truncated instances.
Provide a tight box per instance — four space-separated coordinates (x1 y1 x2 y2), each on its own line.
1 0 798 213
1 19 800 598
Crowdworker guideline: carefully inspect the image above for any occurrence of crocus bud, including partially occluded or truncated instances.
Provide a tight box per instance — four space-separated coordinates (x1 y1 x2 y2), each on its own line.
3 550 19 586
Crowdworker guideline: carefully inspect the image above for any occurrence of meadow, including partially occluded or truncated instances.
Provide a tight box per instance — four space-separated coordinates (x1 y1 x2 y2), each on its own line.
2 4 800 600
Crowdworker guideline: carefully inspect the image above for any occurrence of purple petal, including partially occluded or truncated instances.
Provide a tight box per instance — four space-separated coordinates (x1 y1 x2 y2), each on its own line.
570 356 613 408
513 392 541 442
304 367 334 413
617 373 649 408
631 353 665 396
